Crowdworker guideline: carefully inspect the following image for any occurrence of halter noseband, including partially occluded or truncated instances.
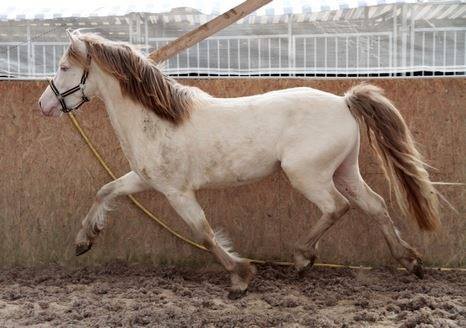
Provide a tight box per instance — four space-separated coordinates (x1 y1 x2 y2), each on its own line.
48 53 91 113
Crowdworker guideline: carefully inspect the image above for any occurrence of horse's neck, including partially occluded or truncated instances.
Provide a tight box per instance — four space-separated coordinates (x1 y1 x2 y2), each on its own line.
98 76 137 133
96 73 164 163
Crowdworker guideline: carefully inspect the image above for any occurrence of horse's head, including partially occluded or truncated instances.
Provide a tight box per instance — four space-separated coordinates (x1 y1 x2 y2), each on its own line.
38 30 98 117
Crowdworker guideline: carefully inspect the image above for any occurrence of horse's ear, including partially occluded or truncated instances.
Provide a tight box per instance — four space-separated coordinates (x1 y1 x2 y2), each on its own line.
66 29 76 44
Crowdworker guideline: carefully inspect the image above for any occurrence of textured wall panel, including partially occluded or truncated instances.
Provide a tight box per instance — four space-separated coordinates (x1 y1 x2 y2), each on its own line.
0 78 464 268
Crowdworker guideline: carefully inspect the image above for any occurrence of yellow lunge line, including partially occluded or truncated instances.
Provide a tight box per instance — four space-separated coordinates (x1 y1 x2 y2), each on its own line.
67 113 465 272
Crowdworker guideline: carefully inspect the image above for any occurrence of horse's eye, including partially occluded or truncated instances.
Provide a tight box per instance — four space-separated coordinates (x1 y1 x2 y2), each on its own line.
60 66 69 71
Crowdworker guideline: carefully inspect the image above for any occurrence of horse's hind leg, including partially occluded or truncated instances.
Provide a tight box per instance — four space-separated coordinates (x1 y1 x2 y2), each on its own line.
164 190 255 299
334 164 424 278
281 160 350 274
75 171 149 256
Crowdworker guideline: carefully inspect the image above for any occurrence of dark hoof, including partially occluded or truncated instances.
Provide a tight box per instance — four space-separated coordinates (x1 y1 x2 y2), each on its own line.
228 289 248 300
297 265 310 279
412 260 424 279
296 256 316 279
75 242 92 256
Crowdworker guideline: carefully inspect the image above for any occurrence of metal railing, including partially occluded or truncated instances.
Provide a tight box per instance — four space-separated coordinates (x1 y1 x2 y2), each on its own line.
1 28 465 79
149 34 291 76
0 41 69 78
292 32 393 76
411 27 466 76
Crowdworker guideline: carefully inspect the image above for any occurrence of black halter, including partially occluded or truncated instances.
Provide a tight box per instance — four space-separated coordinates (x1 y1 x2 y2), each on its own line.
48 53 91 113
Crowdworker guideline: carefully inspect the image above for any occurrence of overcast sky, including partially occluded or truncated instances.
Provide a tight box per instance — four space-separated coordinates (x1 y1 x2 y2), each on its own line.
4 0 246 13
2 1 392 14
2 1 419 18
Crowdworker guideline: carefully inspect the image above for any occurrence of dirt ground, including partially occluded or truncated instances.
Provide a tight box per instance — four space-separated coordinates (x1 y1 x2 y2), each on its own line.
0 262 464 327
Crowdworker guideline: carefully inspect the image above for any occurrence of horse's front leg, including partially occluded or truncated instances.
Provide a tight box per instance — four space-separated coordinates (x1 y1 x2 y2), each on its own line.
75 171 149 256
165 190 255 299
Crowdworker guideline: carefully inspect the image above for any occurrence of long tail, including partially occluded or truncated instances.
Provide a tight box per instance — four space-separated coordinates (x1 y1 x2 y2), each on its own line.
344 83 440 231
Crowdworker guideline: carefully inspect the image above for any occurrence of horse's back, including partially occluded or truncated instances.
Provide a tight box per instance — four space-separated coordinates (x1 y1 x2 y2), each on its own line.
195 85 357 154
204 86 342 108
183 86 358 189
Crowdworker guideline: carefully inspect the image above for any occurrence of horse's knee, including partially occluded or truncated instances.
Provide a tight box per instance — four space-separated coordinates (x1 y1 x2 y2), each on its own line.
96 183 115 203
320 191 350 219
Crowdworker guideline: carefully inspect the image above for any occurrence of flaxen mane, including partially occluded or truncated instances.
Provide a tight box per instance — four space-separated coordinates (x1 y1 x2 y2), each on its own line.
67 33 195 124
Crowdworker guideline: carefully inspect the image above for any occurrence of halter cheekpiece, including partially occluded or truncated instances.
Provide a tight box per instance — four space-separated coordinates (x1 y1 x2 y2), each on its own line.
48 53 91 113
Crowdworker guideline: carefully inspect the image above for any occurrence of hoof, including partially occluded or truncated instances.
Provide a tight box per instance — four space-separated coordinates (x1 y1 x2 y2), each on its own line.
230 260 255 292
295 255 316 279
297 265 311 279
228 289 248 300
75 242 92 256
412 260 424 279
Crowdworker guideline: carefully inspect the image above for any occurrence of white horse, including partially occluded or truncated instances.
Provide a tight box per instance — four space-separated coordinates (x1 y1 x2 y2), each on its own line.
38 31 440 299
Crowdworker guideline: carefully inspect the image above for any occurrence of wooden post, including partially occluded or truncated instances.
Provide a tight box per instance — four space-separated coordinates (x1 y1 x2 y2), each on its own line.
148 0 272 62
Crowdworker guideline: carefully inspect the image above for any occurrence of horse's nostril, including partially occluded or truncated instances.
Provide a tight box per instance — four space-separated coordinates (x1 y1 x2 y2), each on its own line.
38 100 42 109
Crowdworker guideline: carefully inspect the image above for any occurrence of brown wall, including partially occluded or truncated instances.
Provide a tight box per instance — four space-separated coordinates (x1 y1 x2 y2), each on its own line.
0 78 464 268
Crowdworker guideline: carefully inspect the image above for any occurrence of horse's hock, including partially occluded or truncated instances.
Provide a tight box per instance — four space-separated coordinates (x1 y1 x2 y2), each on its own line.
0 78 464 268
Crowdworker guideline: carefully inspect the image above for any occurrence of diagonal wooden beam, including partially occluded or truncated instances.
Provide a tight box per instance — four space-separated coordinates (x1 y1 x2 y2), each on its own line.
148 0 272 62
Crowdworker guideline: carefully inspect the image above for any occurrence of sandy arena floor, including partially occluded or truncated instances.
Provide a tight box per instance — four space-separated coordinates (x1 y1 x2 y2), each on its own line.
0 262 464 327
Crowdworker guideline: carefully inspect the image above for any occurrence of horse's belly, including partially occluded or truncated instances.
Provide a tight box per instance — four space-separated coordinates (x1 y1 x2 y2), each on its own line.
194 154 279 189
